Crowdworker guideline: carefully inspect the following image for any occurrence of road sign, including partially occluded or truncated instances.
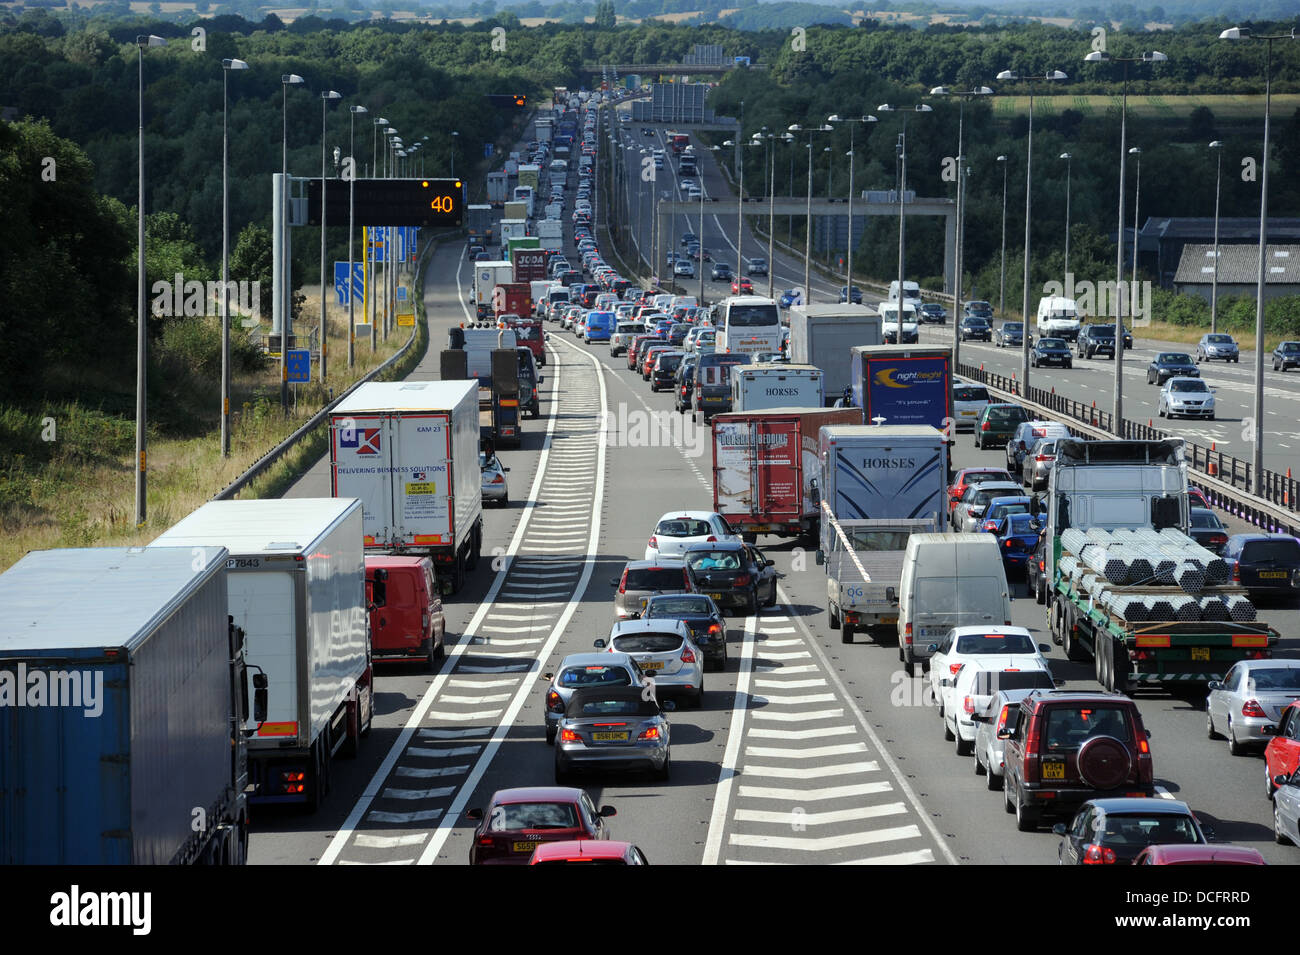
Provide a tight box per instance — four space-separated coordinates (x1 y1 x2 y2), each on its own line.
334 262 365 305
306 178 463 228
397 312 415 327
286 348 311 383
396 286 408 302
484 142 494 158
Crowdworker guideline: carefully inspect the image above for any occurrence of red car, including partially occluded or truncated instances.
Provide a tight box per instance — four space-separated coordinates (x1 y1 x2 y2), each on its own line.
627 334 656 370
947 467 1016 519
467 787 616 865
1133 844 1266 865
731 278 754 295
529 840 649 865
366 556 445 669
1266 701 1300 798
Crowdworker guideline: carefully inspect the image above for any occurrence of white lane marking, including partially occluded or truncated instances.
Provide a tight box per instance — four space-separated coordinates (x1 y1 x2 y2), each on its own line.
470 636 545 646
496 580 573 589
1154 785 1176 800
752 678 829 689
748 725 857 740
407 746 482 759
754 663 820 674
750 708 846 722
415 334 609 866
418 728 490 739
393 765 471 778
500 589 573 598
753 650 813 661
729 825 921 851
424 709 504 722
447 678 514 688
754 638 801 647
337 858 416 866
478 624 548 633
367 809 444 824
739 781 894 801
319 336 568 866
353 833 428 849
834 849 936 865
482 614 560 622
460 664 531 673
381 786 457 800
733 803 906 826
744 742 869 759
701 613 758 866
743 761 880 779
752 693 840 705
756 628 798 635
438 693 512 704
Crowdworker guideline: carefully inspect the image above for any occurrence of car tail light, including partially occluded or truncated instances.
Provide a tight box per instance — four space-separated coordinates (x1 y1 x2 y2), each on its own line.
1003 539 1015 548
734 574 751 586
560 728 580 742
708 623 722 635
490 474 504 484
949 662 964 677
546 690 564 712
903 622 913 644
1138 736 1150 755
963 695 975 715
617 571 628 594
984 521 999 532
1232 562 1240 582
1035 454 1051 462
982 422 990 431
1082 844 1117 865
648 535 658 551
1243 699 1268 719
1210 534 1227 546
706 536 717 542
638 726 661 741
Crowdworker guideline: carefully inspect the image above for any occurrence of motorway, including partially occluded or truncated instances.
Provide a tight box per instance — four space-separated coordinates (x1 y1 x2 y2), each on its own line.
242 102 1300 866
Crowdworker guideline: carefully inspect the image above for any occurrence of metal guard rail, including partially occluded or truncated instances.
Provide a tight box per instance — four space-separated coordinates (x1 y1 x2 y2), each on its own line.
955 361 1300 538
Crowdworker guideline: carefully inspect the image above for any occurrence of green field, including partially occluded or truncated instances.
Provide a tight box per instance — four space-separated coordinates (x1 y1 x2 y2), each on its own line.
993 94 1300 120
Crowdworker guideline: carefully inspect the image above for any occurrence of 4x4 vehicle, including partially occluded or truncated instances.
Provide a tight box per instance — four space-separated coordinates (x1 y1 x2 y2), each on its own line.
1076 324 1116 359
1000 690 1154 832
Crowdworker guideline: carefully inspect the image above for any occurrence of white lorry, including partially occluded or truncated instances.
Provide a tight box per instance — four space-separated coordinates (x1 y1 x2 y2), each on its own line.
788 304 882 405
473 259 513 318
730 363 825 412
153 498 373 812
330 380 484 592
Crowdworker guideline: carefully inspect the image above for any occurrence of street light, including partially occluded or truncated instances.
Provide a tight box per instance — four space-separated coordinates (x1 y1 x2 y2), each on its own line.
927 88 990 369
828 114 877 308
279 74 306 413
1060 152 1073 281
994 69 1067 393
789 123 833 304
319 89 341 383
134 33 166 524
722 137 744 287
219 57 248 459
1129 146 1142 293
1209 140 1224 333
1085 48 1166 433
877 104 932 322
347 104 367 370
1220 26 1297 492
998 155 1009 318
451 130 459 178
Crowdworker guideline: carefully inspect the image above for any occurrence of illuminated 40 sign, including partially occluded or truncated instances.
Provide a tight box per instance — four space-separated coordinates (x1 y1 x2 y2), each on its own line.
306 178 464 227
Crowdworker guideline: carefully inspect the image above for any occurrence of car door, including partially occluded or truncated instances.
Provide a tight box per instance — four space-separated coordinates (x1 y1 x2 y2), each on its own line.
927 630 957 705
749 545 778 603
1212 664 1241 728
1268 705 1300 781
1061 805 1096 865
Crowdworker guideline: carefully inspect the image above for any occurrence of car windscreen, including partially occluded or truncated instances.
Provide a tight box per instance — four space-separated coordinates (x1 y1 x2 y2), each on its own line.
1005 513 1038 534
1042 706 1132 750
1039 339 1066 349
624 567 687 590
1283 343 1300 353
559 666 633 688
956 632 1036 654
1090 325 1115 336
1002 323 1023 332
972 486 1018 506
1240 540 1300 563
685 550 744 571
611 633 685 653
646 596 714 616
1099 814 1200 847
488 802 578 831
842 529 914 551
724 304 780 328
570 697 659 717
1158 354 1191 364
1170 380 1208 393
985 407 1027 422
656 355 684 372
966 470 1011 484
1207 335 1233 344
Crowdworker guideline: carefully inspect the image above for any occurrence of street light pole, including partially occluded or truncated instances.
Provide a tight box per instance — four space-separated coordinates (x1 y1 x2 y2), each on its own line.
877 104 933 322
829 115 878 307
279 74 305 413
319 90 341 383
1061 152 1072 281
347 104 367 370
1130 146 1142 293
1210 140 1224 333
998 155 1009 319
135 34 165 525
219 57 248 459
788 123 833 305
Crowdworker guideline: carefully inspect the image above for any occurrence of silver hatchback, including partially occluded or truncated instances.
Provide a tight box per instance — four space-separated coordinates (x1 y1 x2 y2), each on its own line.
610 558 697 620
596 619 704 708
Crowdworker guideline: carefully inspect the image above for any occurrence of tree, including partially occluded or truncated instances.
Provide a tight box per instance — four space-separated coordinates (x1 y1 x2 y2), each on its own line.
593 0 616 29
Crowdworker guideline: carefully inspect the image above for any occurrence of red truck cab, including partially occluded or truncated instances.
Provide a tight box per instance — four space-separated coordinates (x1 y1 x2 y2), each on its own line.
366 556 445 670
505 315 546 367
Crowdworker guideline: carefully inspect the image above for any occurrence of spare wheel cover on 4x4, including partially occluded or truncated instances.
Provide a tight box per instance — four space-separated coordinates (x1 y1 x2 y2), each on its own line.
1076 735 1131 790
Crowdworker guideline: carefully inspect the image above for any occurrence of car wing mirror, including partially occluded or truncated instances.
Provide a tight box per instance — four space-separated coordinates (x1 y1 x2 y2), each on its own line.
593 638 607 649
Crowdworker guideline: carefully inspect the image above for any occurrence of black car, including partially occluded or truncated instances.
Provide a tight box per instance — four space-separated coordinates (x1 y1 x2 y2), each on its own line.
1146 352 1198 385
640 593 729 671
959 315 992 342
963 300 993 320
1223 534 1300 600
994 322 1025 348
1031 337 1072 368
1188 507 1229 555
681 542 780 615
839 286 864 304
693 352 751 421
1054 799 1209 866
1028 529 1049 603
668 323 692 347
1076 324 1115 359
1273 341 1300 372
674 358 697 413
650 351 685 392
711 262 733 282
919 303 947 324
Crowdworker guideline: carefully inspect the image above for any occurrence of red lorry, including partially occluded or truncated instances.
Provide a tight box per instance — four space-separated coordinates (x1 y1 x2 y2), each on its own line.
711 407 863 540
493 282 532 322
511 248 549 283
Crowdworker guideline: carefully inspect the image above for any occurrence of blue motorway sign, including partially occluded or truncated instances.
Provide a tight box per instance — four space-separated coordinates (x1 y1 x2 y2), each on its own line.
286 348 311 383
484 142 494 158
334 262 365 305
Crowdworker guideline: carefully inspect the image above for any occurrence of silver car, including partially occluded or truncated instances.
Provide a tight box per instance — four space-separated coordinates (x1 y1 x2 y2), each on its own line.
1158 377 1215 420
973 683 1056 789
1274 768 1300 847
609 321 646 357
1207 660 1300 754
542 651 643 744
1197 332 1240 363
480 451 509 505
1021 437 1058 492
596 618 704 707
953 481 1023 533
610 558 696 620
554 685 672 783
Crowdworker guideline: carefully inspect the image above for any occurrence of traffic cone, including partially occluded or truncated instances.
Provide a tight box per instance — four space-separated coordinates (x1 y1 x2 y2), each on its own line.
1209 443 1217 476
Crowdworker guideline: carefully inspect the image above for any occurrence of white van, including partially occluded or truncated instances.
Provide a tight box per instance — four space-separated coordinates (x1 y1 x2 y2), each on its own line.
1036 296 1081 341
888 280 923 311
896 533 1014 677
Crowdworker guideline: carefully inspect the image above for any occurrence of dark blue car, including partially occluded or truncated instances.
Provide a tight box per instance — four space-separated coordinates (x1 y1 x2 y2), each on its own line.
640 593 728 671
996 513 1041 576
1223 534 1300 600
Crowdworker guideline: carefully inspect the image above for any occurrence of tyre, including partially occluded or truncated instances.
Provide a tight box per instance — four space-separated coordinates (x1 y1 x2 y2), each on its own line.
943 712 955 741
1207 709 1221 740
1276 804 1292 845
904 658 916 679
955 729 973 757
1005 777 1016 814
828 602 840 629
747 592 759 617
1227 721 1246 756
987 765 1002 791
545 724 556 745
1015 784 1039 832
655 752 671 782
1208 414 1215 420
974 751 987 775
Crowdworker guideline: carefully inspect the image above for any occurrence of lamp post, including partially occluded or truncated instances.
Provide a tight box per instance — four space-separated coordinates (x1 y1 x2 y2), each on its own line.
926 88 990 370
1129 146 1142 293
876 104 932 322
1060 152 1073 281
1220 26 1297 492
998 155 1009 319
1209 140 1224 333
788 123 833 304
279 74 306 414
134 34 166 524
828 114 877 308
698 154 706 302
219 57 248 459
319 90 341 383
1085 48 1166 435
994 69 1067 393
347 104 367 370
451 130 459 178
722 137 745 286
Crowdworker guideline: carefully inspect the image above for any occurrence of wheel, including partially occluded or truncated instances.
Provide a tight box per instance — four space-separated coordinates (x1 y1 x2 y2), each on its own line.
1101 635 1114 692
1275 359 1282 372
1276 804 1291 845
692 681 705 709
1227 721 1246 756
545 724 556 745
955 727 973 757
943 712 955 741
904 659 916 678
1208 414 1215 420
986 762 1002 791
1015 783 1039 832
452 551 466 593
1065 362 1072 369
747 592 759 617
1063 606 1087 663
764 581 778 607
1206 709 1221 740
828 602 841 630
1157 406 1165 417
1112 646 1132 693
839 617 855 644
655 751 671 782
305 738 325 813
1267 765 1278 801
974 751 987 775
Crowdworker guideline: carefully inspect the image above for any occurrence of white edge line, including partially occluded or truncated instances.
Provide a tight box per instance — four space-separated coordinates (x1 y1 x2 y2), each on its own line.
318 287 565 866
414 333 607 865
701 611 757 865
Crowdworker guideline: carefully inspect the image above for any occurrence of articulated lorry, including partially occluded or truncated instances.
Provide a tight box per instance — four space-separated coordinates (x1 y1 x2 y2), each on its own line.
154 499 372 812
849 344 952 431
332 380 485 592
815 426 949 644
0 546 264 864
1044 438 1279 692
443 326 523 449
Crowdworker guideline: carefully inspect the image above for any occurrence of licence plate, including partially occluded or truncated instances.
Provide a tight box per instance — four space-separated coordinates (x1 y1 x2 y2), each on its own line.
640 661 665 670
513 841 540 853
710 593 726 602
1042 760 1066 780
880 617 898 625
1260 571 1288 579
1191 647 1210 661
960 410 976 416
592 731 630 742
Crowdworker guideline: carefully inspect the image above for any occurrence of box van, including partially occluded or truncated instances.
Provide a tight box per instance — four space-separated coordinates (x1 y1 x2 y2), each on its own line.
366 555 445 670
1036 296 1081 341
888 280 922 311
896 534 1013 677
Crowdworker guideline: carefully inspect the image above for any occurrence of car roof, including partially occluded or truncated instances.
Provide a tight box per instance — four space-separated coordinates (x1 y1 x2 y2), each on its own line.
609 618 692 636
623 557 688 569
1227 533 1298 543
1137 844 1265 864
949 625 1034 638
531 840 635 861
558 651 637 669
656 510 721 522
489 786 586 804
683 540 746 552
1083 797 1192 815
1023 689 1136 706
